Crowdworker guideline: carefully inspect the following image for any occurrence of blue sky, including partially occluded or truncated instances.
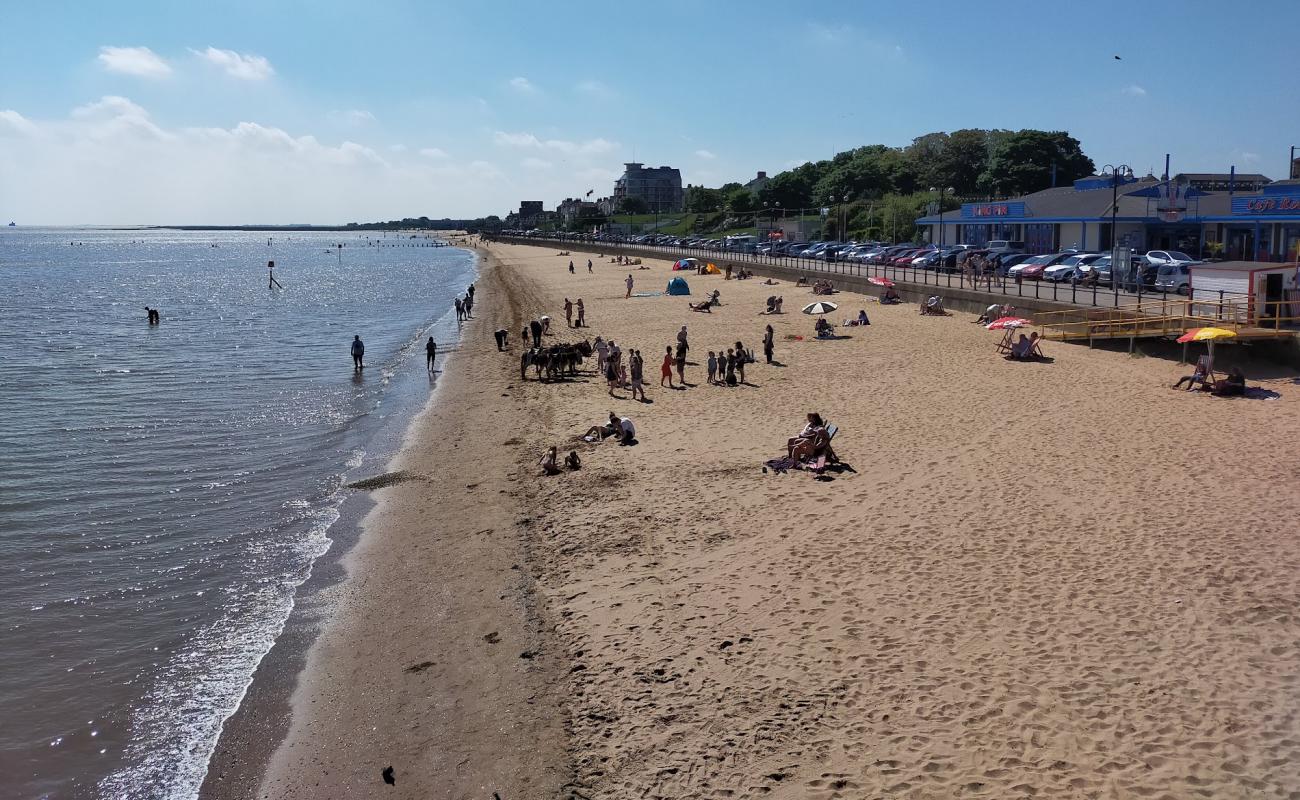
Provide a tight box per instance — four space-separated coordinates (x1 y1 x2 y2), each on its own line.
2 0 1297 224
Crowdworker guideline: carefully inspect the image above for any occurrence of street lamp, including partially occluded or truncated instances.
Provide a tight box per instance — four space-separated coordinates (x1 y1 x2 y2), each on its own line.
930 186 954 248
1103 164 1133 290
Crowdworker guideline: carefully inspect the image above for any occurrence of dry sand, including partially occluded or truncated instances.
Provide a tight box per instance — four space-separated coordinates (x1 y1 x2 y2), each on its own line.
258 240 1300 799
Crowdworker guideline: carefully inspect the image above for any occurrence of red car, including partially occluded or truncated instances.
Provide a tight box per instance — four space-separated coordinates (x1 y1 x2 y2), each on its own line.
1018 252 1074 280
890 249 921 266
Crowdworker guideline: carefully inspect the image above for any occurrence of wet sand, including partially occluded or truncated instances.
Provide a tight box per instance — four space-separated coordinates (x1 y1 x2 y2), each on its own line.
246 240 1300 798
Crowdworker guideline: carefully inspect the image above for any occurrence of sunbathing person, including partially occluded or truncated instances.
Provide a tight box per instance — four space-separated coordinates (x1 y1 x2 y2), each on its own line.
814 317 834 338
796 276 809 286
1173 356 1211 390
765 295 777 313
584 412 621 442
855 309 870 326
787 413 826 459
689 299 713 312
881 287 901 305
564 450 582 470
774 296 784 313
920 295 949 315
1008 332 1044 360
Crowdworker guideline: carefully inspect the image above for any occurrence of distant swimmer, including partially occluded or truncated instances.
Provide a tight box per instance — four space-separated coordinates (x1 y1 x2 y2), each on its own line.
426 337 437 370
144 306 159 325
351 335 365 371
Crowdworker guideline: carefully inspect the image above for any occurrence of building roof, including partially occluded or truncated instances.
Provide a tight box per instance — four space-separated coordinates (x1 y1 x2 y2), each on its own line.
1177 172 1271 183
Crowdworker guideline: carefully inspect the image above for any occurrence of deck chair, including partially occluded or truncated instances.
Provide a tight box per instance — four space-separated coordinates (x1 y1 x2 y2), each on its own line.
806 424 841 470
994 330 1015 354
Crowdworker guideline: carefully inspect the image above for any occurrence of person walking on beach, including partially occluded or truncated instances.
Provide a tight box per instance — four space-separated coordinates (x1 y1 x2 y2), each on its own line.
454 297 464 322
493 328 508 351
587 259 593 273
676 325 689 360
569 260 574 274
467 283 475 302
576 298 586 327
675 341 687 386
463 294 474 318
625 274 634 298
351 335 365 371
763 325 775 365
530 318 543 346
629 349 646 402
564 298 574 327
660 346 675 389
426 337 438 370
594 337 608 374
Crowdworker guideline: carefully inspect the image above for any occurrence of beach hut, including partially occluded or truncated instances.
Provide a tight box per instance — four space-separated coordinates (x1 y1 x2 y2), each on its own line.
666 276 691 295
1188 261 1300 323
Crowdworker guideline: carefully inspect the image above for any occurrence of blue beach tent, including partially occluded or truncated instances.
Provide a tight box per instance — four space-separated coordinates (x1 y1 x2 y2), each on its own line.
666 276 691 296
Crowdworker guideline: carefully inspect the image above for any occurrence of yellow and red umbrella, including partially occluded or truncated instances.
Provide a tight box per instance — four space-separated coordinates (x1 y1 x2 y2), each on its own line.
1176 327 1236 343
1177 327 1236 370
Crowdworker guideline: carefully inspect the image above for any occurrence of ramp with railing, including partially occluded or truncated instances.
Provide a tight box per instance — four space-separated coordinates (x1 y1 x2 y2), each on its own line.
1033 297 1296 346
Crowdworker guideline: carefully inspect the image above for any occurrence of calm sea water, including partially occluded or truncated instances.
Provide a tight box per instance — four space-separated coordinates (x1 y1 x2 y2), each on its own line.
0 228 476 799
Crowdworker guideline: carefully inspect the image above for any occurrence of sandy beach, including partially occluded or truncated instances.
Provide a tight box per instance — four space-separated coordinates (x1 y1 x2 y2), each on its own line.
248 240 1300 799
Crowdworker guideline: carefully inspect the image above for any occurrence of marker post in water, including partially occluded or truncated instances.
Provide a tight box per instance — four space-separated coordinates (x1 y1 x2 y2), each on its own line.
268 260 284 289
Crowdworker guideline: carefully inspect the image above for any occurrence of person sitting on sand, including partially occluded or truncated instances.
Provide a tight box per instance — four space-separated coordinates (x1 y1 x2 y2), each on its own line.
763 278 778 286
787 413 826 459
774 296 784 313
584 412 621 442
856 309 870 326
814 317 833 338
881 286 901 305
920 295 949 316
766 295 777 313
689 299 713 312
796 276 809 286
564 450 581 470
1173 356 1212 391
709 289 721 306
539 446 561 475
1208 366 1246 397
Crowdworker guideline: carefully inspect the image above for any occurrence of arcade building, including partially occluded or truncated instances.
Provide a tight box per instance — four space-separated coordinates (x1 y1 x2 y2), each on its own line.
916 172 1300 262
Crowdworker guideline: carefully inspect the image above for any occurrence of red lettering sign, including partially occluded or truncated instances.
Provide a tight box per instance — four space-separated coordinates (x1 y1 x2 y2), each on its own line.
973 204 1008 217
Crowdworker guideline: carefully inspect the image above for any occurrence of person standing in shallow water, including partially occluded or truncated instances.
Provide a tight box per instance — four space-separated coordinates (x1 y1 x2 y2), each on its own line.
426 337 437 370
351 335 365 371
454 297 464 322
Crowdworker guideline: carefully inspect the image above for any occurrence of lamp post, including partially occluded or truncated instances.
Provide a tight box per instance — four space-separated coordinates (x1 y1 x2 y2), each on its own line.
930 186 954 248
1103 163 1133 290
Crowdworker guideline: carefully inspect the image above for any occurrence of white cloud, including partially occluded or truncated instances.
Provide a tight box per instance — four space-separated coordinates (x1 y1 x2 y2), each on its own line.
492 130 617 155
71 95 169 140
1122 84 1147 97
508 76 537 94
419 147 449 159
575 80 616 100
97 46 172 78
0 109 39 137
191 47 274 80
521 157 553 170
388 144 407 153
695 149 717 160
331 109 375 125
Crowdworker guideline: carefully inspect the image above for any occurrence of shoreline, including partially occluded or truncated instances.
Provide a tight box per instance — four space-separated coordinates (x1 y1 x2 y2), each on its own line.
203 241 570 799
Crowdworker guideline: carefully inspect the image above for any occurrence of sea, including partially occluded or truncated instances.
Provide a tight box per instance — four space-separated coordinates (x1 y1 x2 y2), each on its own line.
0 227 477 800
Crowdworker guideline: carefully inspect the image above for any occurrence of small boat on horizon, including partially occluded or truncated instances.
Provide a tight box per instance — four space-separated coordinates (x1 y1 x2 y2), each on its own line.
7 222 14 227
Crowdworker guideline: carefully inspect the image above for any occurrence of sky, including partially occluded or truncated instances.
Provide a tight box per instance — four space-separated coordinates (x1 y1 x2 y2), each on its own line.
1 0 1297 225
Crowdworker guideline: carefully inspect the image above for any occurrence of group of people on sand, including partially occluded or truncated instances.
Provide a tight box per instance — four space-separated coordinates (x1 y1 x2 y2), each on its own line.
1172 357 1246 396
764 296 785 314
811 279 836 295
725 264 753 280
562 297 587 327
567 258 595 274
454 284 476 321
704 342 754 386
919 295 950 316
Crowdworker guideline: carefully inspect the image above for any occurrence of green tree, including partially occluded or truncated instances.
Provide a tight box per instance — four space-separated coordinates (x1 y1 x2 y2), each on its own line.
617 196 650 214
685 186 724 213
979 130 1094 195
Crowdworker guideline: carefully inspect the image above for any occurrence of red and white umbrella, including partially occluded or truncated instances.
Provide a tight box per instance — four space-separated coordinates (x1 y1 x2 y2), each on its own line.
986 316 1033 330
867 276 895 287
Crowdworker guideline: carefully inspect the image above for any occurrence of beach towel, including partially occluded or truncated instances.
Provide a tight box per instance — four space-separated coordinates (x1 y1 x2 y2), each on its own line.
764 457 797 474
631 291 664 297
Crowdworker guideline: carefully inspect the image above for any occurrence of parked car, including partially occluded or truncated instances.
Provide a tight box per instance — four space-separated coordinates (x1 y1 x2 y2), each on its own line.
1044 253 1101 282
1144 250 1200 268
993 253 1032 275
1007 254 1053 279
1154 262 1192 295
986 240 1026 251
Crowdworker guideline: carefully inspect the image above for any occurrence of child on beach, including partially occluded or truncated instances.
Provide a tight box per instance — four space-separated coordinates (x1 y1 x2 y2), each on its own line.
707 351 718 384
675 342 686 385
661 346 674 389
539 446 561 476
